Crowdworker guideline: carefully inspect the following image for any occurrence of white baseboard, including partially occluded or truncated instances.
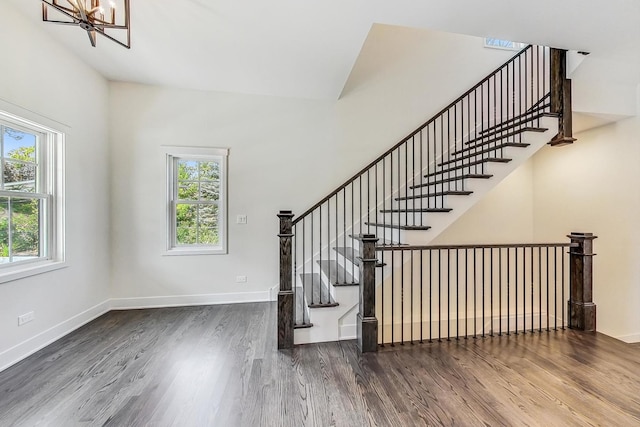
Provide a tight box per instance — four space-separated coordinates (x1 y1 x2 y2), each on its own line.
339 323 357 340
269 285 278 302
615 333 640 344
0 300 111 373
110 291 271 310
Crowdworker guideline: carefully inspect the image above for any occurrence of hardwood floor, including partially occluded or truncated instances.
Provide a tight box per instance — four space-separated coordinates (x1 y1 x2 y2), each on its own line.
1 303 639 426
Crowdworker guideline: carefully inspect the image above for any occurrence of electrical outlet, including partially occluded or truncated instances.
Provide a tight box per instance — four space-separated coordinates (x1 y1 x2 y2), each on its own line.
236 275 247 283
236 215 247 224
18 311 35 326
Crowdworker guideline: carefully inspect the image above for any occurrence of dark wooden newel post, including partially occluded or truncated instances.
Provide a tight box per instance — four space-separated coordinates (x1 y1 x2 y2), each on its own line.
549 48 577 146
277 210 295 349
568 232 597 331
356 234 379 353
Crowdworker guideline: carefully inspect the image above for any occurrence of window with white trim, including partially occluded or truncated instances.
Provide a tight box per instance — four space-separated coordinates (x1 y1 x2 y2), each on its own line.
166 147 228 255
0 111 64 278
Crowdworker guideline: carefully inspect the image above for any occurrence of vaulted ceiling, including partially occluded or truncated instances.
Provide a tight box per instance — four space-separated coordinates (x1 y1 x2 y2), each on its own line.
8 0 640 100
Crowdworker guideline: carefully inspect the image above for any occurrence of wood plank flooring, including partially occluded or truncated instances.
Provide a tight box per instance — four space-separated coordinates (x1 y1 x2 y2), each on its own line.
1 302 639 426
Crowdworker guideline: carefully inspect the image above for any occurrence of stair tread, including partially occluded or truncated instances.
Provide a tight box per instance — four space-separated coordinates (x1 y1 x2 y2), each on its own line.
396 190 473 201
365 222 431 231
445 143 530 163
348 234 406 246
464 126 547 148
427 158 511 177
379 207 452 213
410 174 492 190
334 246 386 268
318 259 358 286
300 273 337 307
479 111 557 136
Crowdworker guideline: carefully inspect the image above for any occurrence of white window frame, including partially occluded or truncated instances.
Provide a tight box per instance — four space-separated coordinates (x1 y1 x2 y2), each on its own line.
0 109 65 283
164 146 228 256
484 38 526 51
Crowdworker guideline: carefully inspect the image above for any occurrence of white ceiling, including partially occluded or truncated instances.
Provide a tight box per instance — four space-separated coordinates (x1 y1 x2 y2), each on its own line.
8 0 640 100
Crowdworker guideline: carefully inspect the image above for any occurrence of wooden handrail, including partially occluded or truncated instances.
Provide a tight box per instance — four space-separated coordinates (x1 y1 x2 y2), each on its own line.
376 242 577 251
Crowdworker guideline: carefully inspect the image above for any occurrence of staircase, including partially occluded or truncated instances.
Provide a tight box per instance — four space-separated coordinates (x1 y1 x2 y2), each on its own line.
278 45 574 347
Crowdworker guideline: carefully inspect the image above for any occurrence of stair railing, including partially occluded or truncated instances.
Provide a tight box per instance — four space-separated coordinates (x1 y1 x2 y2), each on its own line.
357 232 596 352
278 44 567 349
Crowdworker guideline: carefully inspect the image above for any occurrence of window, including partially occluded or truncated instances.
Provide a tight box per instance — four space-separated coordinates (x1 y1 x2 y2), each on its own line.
0 110 64 281
484 38 526 51
165 147 228 255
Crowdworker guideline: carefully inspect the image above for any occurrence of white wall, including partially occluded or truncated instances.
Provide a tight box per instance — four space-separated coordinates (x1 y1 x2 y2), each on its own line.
108 27 518 304
431 160 536 245
532 105 640 342
0 3 111 369
108 84 336 304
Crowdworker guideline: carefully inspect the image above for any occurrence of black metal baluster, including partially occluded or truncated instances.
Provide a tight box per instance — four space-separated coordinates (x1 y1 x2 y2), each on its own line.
293 225 297 325
391 232 395 346
546 246 550 332
465 248 469 338
429 249 433 343
438 249 442 342
499 248 502 336
539 246 542 332
490 248 494 336
317 209 323 305
334 194 338 285
554 246 558 331
327 198 331 294
531 246 534 333
366 170 370 234
405 141 409 226
507 247 510 335
343 189 347 284
383 157 387 245
562 244 565 329
419 131 423 226
482 247 485 338
522 245 526 334
447 248 451 340
410 249 414 343
473 248 477 338
302 219 306 323
456 248 460 339
374 163 378 236
514 247 518 335
401 249 405 344
420 250 424 343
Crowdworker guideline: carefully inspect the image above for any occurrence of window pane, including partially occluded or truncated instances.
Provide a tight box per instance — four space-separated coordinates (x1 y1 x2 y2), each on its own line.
3 160 36 192
0 197 8 264
177 160 198 181
198 204 219 245
200 181 219 201
176 203 197 245
11 198 40 259
3 127 36 162
178 183 198 201
199 161 220 181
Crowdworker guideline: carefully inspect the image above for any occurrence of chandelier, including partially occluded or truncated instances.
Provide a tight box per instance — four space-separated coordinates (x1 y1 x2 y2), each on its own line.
41 0 131 49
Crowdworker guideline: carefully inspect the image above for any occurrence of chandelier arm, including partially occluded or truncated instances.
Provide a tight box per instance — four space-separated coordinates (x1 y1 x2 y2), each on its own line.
42 20 80 26
94 26 131 49
42 1 82 22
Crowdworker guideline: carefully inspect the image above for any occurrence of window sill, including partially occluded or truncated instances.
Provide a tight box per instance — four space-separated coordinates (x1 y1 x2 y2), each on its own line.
163 248 227 256
0 260 67 284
